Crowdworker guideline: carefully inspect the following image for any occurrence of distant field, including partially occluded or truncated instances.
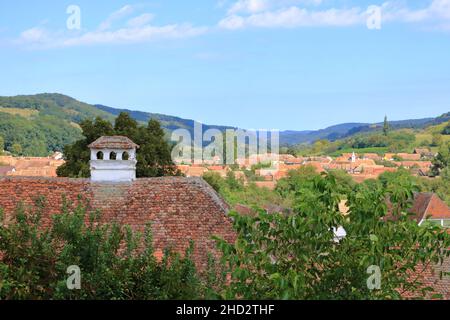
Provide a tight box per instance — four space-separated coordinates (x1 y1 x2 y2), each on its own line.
416 122 450 148
329 147 388 157
0 107 39 118
70 122 82 130
426 121 449 134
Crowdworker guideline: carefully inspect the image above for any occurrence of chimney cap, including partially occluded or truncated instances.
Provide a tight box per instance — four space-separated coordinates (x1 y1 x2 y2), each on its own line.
88 136 140 150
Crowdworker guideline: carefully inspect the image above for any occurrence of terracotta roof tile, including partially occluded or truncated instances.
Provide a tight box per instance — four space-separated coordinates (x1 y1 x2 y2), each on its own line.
411 193 450 220
0 176 235 270
0 166 14 176
88 136 140 150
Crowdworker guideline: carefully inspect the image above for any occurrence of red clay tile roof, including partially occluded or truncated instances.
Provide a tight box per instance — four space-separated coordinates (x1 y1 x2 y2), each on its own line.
403 258 450 300
0 176 235 270
88 136 140 150
386 193 450 223
410 193 450 221
233 204 256 216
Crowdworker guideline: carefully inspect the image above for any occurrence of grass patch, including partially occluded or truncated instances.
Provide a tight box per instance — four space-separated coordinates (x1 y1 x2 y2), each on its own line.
329 147 388 157
0 107 39 118
70 121 82 130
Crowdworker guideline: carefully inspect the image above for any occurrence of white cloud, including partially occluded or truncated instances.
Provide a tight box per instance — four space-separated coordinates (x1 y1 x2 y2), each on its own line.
16 0 450 49
380 0 450 24
219 15 246 29
18 23 207 48
430 0 450 19
60 24 207 47
220 6 365 29
98 5 135 31
17 6 207 48
227 0 322 14
228 0 270 14
219 0 450 30
20 27 49 43
127 13 155 28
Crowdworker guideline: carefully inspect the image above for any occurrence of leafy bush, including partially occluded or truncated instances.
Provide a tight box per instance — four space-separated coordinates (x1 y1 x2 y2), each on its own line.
214 173 450 300
0 197 214 300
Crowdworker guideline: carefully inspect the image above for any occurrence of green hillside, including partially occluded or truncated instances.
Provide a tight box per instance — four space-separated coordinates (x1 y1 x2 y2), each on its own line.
0 93 448 157
0 93 235 156
292 119 450 157
0 93 115 156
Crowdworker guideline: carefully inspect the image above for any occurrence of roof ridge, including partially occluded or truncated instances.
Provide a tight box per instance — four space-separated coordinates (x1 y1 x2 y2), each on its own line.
423 193 435 219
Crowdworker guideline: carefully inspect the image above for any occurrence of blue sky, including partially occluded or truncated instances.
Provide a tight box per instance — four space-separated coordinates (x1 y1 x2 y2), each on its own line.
0 0 449 130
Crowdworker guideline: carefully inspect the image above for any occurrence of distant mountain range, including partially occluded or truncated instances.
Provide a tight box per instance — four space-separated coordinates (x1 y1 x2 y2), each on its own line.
94 103 449 145
0 93 448 156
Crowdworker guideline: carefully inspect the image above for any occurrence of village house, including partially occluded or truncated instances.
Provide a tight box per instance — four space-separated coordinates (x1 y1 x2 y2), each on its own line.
393 161 432 174
0 154 65 177
362 153 382 161
390 193 450 299
396 153 422 161
414 148 435 159
0 136 236 269
411 193 450 226
384 152 423 161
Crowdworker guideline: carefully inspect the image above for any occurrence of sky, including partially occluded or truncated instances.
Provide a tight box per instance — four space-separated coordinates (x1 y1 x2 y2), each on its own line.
0 0 449 130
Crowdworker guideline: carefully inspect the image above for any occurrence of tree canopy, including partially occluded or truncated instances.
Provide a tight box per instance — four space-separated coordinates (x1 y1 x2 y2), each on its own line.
57 113 180 178
442 122 450 135
214 172 450 300
431 141 450 177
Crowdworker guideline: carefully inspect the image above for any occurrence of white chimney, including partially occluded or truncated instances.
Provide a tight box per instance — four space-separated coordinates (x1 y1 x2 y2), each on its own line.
88 136 139 182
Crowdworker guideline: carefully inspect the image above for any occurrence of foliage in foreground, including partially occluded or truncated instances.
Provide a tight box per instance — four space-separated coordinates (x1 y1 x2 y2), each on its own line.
0 197 219 300
1 171 450 300
214 173 450 300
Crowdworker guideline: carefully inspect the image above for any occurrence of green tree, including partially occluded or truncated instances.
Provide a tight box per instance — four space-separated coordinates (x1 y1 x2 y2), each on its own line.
311 139 330 155
431 142 450 176
0 136 4 153
442 122 450 135
114 112 139 137
383 115 389 136
11 143 22 156
0 197 210 300
431 133 443 147
57 114 179 178
214 173 450 300
203 172 225 193
57 117 113 177
135 119 180 177
275 165 322 199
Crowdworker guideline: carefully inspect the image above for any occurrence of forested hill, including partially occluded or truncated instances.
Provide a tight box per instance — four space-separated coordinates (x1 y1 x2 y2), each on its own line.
0 94 113 156
0 93 237 156
0 93 448 156
94 104 236 134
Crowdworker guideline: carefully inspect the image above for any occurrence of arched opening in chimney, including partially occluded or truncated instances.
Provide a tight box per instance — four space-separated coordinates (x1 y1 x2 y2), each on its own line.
110 152 117 160
122 152 130 161
96 151 104 160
